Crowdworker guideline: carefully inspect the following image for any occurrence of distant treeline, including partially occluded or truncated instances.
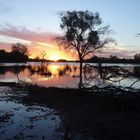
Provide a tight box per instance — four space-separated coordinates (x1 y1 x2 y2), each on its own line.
0 50 28 62
0 43 28 63
0 43 140 64
85 55 140 64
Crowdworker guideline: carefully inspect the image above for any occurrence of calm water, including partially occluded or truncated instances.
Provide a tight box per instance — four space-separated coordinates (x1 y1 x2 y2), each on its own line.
0 62 140 140
0 62 140 89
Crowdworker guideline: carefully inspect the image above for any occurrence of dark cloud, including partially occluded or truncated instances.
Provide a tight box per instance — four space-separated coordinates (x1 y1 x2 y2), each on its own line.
136 33 140 37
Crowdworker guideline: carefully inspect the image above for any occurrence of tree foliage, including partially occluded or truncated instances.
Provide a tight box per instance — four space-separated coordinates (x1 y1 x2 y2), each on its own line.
59 10 112 61
0 43 29 62
58 10 113 88
11 43 28 57
134 53 140 61
10 43 29 63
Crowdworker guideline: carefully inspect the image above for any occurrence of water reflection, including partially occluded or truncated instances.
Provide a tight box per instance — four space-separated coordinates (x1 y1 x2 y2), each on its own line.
0 66 27 75
133 66 140 77
0 62 140 89
0 66 29 83
83 64 140 89
29 64 52 77
0 63 80 88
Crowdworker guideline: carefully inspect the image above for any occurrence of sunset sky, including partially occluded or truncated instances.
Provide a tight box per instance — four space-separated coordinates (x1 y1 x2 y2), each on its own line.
0 0 140 60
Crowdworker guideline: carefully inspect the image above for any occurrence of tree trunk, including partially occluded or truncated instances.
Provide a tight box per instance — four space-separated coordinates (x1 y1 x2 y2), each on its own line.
79 60 83 89
16 66 20 83
64 125 71 140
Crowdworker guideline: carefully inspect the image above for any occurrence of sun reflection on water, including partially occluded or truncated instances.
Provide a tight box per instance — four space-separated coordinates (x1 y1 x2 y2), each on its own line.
48 65 59 75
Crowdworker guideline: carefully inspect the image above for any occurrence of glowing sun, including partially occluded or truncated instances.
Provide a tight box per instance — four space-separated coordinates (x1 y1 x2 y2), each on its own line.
48 53 61 61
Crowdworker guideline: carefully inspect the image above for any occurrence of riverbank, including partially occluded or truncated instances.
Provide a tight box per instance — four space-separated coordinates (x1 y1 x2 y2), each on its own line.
21 84 140 140
0 84 140 140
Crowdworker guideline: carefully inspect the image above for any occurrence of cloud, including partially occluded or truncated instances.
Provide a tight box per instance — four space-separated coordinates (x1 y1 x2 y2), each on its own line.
0 1 11 14
0 34 30 44
0 23 59 44
0 23 137 59
0 23 75 59
136 33 140 37
0 23 62 57
96 43 136 58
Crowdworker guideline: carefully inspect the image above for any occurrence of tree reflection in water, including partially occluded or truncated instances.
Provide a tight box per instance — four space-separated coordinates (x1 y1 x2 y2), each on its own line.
28 64 52 77
0 63 140 140
0 63 140 89
28 64 74 78
0 63 80 87
0 65 27 82
83 63 140 89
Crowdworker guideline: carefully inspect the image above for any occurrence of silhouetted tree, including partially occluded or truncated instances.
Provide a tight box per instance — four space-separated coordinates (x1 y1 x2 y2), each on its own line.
110 55 118 60
59 10 112 88
0 50 7 62
40 50 47 66
11 43 28 56
34 56 40 62
134 53 140 61
10 43 29 64
40 50 47 61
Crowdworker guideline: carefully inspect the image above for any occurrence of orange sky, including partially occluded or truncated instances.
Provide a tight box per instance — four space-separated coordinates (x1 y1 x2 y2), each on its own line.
0 36 77 61
28 42 76 61
0 26 77 61
0 24 137 60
